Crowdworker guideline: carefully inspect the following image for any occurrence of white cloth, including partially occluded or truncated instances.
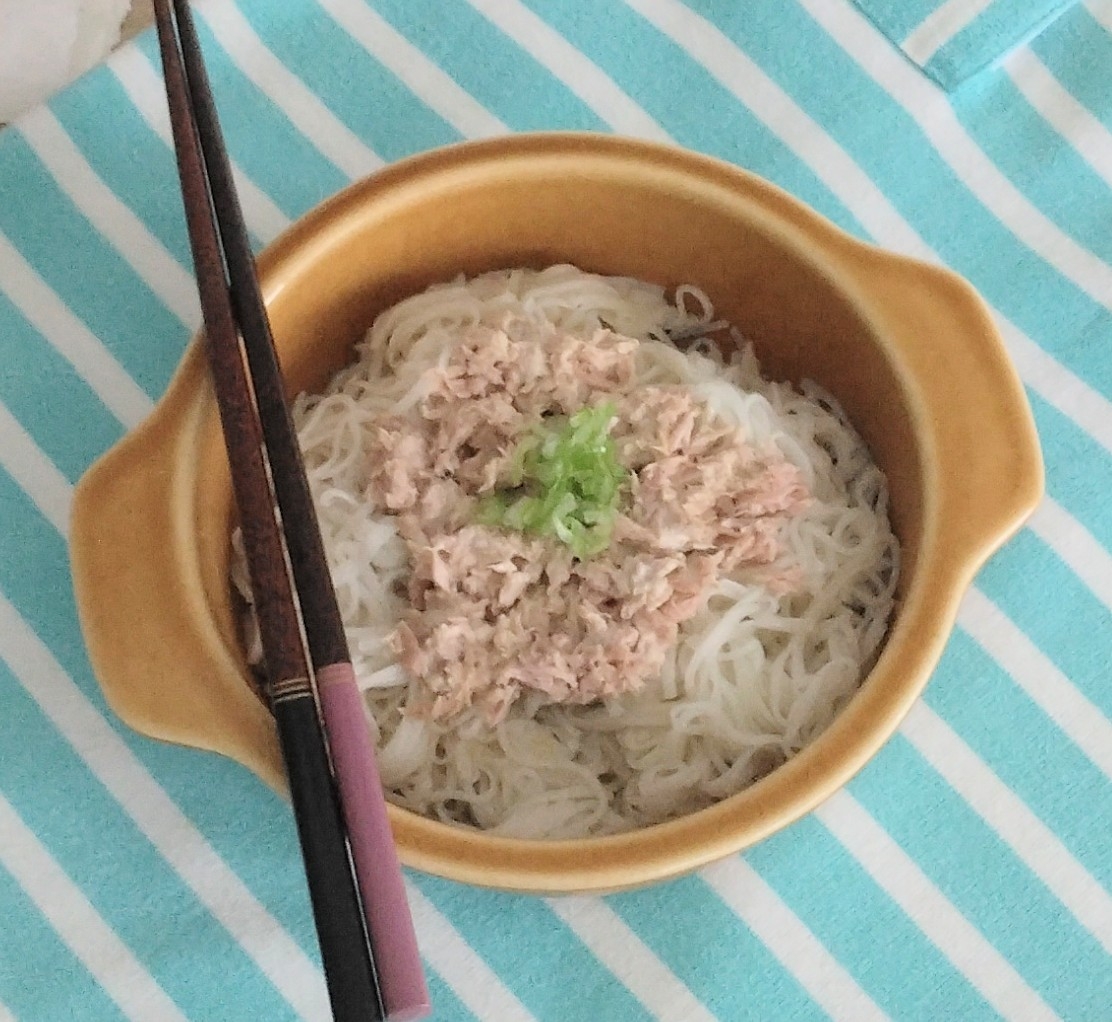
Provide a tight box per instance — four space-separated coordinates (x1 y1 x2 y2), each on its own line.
0 0 130 122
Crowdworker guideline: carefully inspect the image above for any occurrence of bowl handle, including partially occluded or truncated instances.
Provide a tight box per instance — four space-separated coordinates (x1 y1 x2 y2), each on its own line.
847 249 1043 577
71 351 284 788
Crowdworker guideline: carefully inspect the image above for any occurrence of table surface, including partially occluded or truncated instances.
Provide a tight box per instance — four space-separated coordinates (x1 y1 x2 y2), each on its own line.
0 1 1110 1020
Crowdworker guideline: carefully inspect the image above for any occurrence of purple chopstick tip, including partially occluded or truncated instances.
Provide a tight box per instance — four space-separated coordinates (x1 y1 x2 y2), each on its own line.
317 663 430 1021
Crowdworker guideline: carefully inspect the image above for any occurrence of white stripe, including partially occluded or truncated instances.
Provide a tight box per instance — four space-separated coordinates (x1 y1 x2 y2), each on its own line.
959 588 1112 780
466 0 672 142
0 403 72 535
623 0 935 257
1006 49 1112 190
0 1000 15 1022
0 596 332 1022
1027 498 1112 611
403 880 536 1022
198 0 383 180
0 232 153 429
16 108 200 328
904 702 1112 957
546 897 718 1022
902 0 994 65
817 793 1060 1022
314 0 509 139
0 792 190 1022
996 318 1112 459
700 857 890 1021
108 46 291 245
807 0 1112 319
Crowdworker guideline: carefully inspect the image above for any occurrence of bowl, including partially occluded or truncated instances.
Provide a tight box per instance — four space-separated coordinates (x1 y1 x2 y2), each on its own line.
70 133 1042 893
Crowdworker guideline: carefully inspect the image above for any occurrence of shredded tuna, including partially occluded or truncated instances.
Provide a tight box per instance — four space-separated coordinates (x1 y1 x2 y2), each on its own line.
366 321 810 722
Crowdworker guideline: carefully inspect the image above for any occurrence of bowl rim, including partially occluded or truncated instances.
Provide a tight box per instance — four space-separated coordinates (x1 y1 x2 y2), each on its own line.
70 132 1043 893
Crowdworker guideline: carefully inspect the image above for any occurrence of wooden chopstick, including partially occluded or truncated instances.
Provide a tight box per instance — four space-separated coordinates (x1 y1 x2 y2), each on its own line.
153 3 426 1020
162 1 428 1018
151 7 384 1020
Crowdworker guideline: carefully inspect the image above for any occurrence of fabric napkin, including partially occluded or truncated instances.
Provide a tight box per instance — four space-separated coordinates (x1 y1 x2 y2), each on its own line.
0 0 131 122
850 0 1077 88
0 1 1110 1020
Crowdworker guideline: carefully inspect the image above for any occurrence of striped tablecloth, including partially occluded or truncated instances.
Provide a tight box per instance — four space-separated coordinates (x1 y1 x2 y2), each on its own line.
1 1 1110 1019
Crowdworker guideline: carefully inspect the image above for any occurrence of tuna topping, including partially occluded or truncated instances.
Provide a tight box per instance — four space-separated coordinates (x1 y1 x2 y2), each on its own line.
365 321 810 722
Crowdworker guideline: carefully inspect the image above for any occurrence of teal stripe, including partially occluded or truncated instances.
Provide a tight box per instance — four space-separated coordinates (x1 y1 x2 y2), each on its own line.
608 0 1112 400
356 0 609 132
744 815 999 1021
47 65 196 274
134 744 323 966
424 968 481 1022
54 53 279 254
960 0 1073 55
954 73 1112 265
0 295 122 480
0 475 135 707
925 0 1073 87
0 860 129 1022
0 136 186 398
976 530 1112 718
608 874 822 1020
104 54 270 252
517 0 869 239
1031 394 1112 551
851 737 1112 1020
848 0 941 43
1032 7 1112 123
238 0 464 159
0 475 323 962
132 26 346 219
47 63 234 262
0 656 299 1021
786 1 1112 394
410 873 653 1022
927 633 1112 890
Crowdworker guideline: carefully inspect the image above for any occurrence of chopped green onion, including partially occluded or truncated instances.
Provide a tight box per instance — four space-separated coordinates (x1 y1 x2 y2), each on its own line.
477 403 627 558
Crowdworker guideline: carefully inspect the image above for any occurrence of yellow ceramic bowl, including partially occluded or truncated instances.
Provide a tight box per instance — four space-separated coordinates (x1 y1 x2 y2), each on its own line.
70 134 1042 894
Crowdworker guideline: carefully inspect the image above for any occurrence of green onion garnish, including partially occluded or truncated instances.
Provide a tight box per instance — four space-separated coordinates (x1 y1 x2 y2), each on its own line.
477 403 627 558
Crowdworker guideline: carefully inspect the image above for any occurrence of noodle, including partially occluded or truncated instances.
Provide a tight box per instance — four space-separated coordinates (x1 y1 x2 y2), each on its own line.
236 265 899 838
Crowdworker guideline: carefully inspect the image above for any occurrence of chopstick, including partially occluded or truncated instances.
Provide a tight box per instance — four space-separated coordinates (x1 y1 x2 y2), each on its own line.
163 3 428 1017
153 2 428 1019
152 7 384 1021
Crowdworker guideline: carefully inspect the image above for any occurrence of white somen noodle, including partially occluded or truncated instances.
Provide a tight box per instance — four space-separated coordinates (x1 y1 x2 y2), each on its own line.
232 265 898 839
